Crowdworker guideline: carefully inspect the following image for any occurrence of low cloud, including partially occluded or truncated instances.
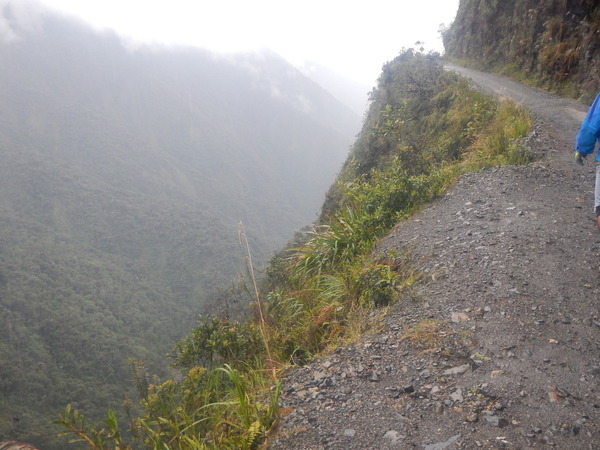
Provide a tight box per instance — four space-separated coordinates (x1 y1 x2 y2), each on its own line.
0 0 43 43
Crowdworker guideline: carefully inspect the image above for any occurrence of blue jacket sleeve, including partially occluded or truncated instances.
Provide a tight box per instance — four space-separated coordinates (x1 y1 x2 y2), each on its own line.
576 92 600 156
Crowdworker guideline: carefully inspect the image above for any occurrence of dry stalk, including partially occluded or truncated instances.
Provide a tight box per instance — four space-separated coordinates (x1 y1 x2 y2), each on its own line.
238 222 277 381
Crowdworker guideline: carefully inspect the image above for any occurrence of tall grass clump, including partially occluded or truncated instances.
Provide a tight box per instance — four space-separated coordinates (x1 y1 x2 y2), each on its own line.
54 49 532 448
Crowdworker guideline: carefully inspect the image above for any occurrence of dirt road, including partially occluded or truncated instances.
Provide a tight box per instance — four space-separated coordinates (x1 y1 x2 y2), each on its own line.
269 66 600 449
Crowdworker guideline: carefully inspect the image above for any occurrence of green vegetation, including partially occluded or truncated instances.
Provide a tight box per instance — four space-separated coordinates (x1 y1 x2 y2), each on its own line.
54 49 531 448
0 9 360 447
443 0 600 103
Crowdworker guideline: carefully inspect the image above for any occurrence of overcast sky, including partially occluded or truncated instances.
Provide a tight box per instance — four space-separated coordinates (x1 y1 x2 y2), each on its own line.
34 0 459 86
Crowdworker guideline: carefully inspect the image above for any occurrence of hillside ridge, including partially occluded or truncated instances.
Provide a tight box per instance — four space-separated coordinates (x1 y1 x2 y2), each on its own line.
0 5 360 445
268 66 600 448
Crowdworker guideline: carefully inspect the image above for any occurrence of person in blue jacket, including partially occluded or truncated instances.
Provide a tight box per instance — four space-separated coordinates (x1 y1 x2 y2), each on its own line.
576 92 600 227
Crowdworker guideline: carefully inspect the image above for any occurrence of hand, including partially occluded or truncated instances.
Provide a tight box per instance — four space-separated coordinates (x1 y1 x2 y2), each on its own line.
575 152 587 166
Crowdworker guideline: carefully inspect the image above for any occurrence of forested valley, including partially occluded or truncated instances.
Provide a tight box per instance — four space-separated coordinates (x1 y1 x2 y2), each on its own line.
7 0 600 448
0 4 361 447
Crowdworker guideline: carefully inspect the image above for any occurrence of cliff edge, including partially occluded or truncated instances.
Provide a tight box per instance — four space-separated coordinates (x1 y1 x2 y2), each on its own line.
268 66 600 449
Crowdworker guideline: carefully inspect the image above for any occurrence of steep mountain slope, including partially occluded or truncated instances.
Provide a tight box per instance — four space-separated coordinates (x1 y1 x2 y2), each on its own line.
298 61 371 116
0 3 359 445
269 64 600 450
443 0 600 101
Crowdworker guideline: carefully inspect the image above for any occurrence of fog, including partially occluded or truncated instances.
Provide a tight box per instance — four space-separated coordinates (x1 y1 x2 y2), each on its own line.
36 0 459 85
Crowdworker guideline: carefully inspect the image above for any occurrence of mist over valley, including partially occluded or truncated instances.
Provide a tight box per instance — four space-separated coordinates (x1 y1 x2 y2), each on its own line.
0 3 361 444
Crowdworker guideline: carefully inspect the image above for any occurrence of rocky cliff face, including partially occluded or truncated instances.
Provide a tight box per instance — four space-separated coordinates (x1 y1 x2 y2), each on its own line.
444 0 600 101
